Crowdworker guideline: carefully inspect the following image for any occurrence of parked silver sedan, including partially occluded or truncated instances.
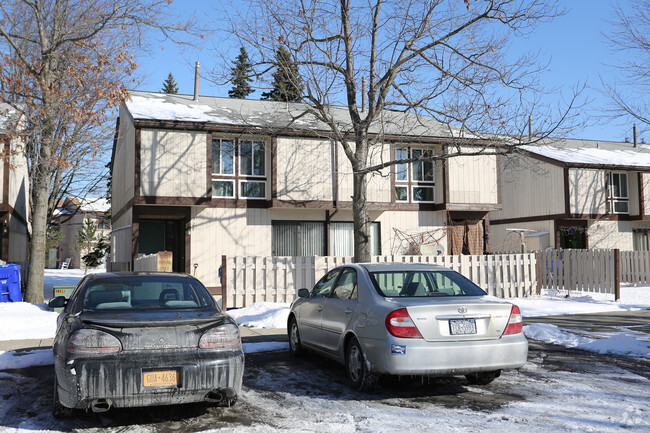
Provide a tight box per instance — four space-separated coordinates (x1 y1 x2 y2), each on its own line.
288 263 528 389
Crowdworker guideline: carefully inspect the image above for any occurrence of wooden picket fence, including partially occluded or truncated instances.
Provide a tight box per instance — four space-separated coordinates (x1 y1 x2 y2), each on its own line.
620 250 650 285
220 253 538 309
537 249 619 297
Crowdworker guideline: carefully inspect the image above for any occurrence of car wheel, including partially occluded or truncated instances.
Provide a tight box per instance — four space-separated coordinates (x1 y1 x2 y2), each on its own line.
288 317 303 356
52 375 74 418
346 337 376 390
465 370 501 386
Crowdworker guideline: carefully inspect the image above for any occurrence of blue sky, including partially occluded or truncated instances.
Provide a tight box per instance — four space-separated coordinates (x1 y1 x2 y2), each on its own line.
135 0 640 142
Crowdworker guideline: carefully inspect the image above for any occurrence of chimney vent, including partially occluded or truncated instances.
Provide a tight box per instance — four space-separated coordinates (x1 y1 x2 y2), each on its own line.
193 62 200 101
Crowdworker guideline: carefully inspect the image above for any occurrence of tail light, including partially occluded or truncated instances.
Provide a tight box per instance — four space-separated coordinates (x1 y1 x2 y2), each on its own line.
199 324 241 349
503 305 523 335
67 329 122 354
385 308 423 339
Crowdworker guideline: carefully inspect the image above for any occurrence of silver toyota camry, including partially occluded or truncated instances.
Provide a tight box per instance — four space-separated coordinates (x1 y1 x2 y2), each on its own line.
288 263 528 389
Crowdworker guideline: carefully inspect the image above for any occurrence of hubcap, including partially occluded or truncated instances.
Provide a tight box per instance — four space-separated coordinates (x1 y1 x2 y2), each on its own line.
290 323 299 349
348 345 362 382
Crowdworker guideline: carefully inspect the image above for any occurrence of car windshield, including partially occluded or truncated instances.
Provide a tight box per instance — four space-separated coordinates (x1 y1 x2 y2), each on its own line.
81 276 214 310
369 270 487 297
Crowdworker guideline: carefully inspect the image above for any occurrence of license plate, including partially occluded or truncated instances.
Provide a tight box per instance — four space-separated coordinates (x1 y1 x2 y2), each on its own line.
449 319 477 335
142 370 178 387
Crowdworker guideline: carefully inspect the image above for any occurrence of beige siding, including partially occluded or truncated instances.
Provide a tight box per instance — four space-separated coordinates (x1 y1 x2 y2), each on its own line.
569 168 607 215
191 207 272 287
336 142 393 204
493 154 565 220
447 151 499 205
111 211 133 264
276 137 333 201
113 110 135 213
589 220 634 250
490 220 555 253
140 129 207 198
627 172 640 216
374 210 447 255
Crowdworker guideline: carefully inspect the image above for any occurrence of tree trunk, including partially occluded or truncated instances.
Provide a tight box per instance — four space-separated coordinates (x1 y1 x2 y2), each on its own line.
24 118 55 304
352 168 371 263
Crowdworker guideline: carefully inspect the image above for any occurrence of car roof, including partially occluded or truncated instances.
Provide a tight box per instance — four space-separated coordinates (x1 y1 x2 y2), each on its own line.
357 262 453 272
81 272 196 281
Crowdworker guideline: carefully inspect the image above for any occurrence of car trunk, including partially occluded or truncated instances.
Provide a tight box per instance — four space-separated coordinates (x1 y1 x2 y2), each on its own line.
80 310 226 351
403 297 513 342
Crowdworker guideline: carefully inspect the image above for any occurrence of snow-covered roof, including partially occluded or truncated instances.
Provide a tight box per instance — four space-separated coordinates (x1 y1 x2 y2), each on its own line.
0 103 19 134
521 138 650 169
125 91 454 138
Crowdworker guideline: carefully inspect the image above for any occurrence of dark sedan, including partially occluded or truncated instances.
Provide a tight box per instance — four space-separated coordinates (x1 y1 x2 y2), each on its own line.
48 272 244 417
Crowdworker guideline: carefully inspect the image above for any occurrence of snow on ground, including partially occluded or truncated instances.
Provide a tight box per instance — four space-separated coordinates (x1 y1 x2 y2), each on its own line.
1 269 649 370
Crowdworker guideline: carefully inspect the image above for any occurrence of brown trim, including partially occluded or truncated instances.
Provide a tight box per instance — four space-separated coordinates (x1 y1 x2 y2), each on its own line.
443 147 450 205
496 152 502 207
271 136 278 201
132 118 493 147
639 173 645 219
3 145 9 204
563 167 570 214
134 128 141 198
491 213 570 226
206 132 213 198
185 216 191 273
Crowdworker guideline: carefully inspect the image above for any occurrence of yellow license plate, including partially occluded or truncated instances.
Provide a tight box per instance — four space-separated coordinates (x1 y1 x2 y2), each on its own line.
142 370 178 387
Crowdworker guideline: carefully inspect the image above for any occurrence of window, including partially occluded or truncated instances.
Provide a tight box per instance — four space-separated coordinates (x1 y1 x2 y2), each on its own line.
312 270 340 298
211 138 266 199
633 229 650 251
331 268 358 300
272 221 381 256
395 147 435 203
608 172 629 214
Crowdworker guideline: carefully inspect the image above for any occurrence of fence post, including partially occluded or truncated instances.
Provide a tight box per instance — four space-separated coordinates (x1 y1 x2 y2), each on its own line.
535 251 542 295
221 255 227 310
614 249 620 301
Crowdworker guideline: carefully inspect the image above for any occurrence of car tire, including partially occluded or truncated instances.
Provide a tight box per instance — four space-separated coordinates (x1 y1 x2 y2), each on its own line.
288 317 303 356
346 337 376 390
465 370 501 386
52 375 74 418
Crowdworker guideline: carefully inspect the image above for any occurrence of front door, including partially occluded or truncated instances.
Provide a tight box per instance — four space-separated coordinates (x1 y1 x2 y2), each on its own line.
138 219 185 272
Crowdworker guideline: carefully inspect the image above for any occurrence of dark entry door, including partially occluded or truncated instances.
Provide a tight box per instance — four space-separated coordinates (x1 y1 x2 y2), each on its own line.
559 226 587 249
138 219 185 272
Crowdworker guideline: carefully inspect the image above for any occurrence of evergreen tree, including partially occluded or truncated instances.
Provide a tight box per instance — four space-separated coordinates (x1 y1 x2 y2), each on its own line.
261 46 303 102
228 47 254 99
161 72 179 94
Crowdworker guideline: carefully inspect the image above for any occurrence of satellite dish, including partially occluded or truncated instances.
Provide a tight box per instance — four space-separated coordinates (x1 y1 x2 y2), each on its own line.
420 242 445 256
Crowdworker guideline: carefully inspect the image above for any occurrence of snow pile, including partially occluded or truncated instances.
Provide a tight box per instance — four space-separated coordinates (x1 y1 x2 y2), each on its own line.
524 323 650 359
0 303 58 341
228 302 290 328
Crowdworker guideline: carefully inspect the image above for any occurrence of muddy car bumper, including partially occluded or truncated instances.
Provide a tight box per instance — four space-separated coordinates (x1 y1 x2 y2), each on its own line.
55 348 244 410
361 333 528 376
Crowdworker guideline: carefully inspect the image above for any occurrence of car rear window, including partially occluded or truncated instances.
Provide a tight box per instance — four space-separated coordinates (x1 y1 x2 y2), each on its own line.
81 276 215 310
369 270 487 297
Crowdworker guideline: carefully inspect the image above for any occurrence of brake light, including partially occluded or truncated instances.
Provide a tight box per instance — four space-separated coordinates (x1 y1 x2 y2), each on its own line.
199 324 241 349
67 329 122 354
385 308 423 339
503 305 523 335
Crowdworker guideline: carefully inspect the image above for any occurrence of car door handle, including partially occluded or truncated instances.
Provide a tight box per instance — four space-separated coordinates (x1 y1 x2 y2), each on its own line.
344 309 353 315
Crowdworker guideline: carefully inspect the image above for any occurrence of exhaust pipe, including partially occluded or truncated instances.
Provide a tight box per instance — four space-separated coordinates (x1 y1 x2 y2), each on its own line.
204 390 224 403
90 398 112 413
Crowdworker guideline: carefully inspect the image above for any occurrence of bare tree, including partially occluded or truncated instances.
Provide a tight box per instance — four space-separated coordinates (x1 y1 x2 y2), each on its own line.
0 0 193 303
220 0 579 262
602 0 650 130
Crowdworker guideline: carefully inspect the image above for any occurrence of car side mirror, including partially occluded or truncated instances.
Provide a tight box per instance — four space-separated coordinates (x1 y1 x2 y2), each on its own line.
48 296 67 309
297 288 310 298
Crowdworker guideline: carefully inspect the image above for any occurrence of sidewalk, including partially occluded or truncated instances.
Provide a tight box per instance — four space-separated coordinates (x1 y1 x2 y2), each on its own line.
0 326 288 353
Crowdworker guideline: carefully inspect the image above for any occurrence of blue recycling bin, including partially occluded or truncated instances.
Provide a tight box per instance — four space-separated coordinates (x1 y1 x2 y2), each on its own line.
0 264 21 303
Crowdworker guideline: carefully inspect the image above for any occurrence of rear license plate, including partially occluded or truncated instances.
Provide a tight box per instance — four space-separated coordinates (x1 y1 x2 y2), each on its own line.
142 370 178 387
449 319 477 335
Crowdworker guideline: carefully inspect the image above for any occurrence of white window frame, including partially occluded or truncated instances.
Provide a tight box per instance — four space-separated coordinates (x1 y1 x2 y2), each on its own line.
609 172 629 214
394 147 435 203
239 140 266 177
212 179 235 198
239 180 267 199
212 138 235 176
